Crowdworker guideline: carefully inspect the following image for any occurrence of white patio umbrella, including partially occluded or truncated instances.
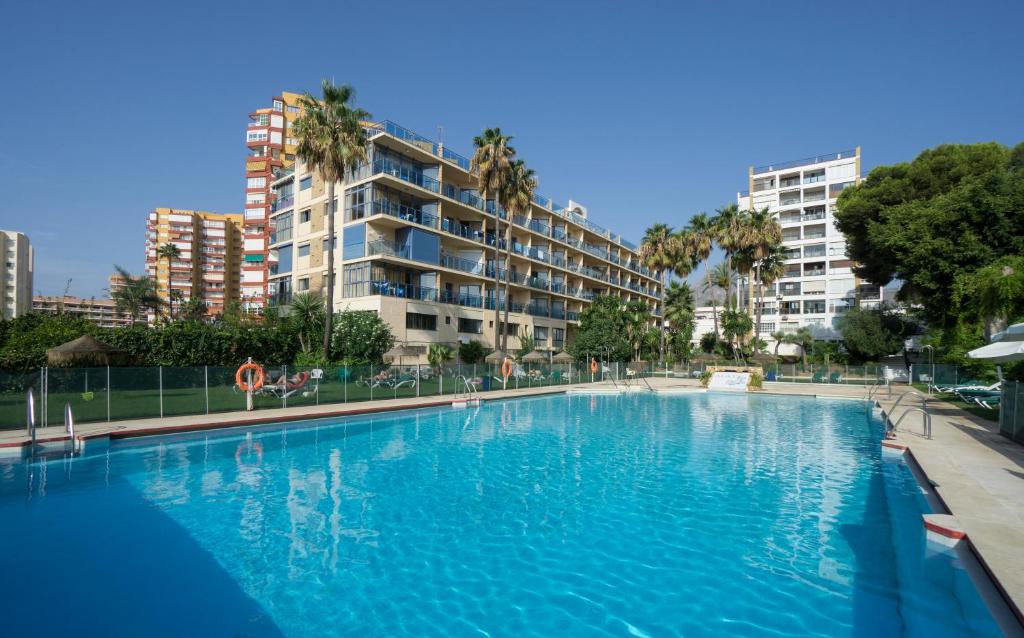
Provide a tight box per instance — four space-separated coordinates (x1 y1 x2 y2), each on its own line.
966 323 1024 363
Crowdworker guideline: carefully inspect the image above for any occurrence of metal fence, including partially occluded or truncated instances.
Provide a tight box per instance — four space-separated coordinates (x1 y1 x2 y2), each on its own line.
0 362 619 430
646 362 889 385
1000 381 1023 443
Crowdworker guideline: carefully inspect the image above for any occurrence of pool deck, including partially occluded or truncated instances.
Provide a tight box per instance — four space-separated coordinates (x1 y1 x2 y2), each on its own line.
3 376 1022 622
875 386 1024 624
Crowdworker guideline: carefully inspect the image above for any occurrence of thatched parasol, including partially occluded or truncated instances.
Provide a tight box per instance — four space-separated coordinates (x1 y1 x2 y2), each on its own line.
383 344 425 366
690 352 723 363
484 350 509 364
46 335 123 366
552 351 575 364
748 352 779 365
521 350 548 363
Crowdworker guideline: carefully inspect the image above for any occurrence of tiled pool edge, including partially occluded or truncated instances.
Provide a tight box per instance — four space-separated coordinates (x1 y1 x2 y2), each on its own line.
0 384 577 457
878 398 1024 633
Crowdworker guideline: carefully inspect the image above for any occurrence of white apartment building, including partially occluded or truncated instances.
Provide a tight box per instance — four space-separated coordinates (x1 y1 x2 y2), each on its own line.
1 230 33 319
737 148 880 340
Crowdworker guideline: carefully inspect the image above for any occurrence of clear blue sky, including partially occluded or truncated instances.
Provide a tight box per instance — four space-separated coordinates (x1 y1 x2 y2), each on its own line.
1 0 1021 297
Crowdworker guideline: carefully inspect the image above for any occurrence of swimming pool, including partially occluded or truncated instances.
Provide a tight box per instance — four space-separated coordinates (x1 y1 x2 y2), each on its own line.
0 393 1007 637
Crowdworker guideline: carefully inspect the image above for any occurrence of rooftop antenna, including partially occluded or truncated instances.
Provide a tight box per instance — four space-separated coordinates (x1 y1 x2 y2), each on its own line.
438 125 444 145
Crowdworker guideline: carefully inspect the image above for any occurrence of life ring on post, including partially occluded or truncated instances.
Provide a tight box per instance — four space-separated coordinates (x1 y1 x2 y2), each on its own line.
590 358 599 375
501 358 513 382
236 362 265 392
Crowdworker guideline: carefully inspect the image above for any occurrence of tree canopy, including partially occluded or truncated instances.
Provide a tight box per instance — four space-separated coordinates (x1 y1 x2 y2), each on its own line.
836 307 917 364
834 142 1024 330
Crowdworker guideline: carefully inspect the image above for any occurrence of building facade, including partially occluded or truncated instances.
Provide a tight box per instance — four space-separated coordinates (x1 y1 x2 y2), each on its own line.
145 208 244 318
1 230 33 318
243 91 304 312
267 120 662 360
736 148 879 340
32 295 131 328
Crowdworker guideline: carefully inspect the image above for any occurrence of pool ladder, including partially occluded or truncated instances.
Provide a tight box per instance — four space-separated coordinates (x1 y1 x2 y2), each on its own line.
452 375 481 406
882 392 932 439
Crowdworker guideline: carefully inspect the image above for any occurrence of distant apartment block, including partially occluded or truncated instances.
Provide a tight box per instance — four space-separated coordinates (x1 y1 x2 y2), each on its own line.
737 148 880 339
145 208 243 318
243 91 304 312
267 120 662 360
32 295 131 328
1 230 33 318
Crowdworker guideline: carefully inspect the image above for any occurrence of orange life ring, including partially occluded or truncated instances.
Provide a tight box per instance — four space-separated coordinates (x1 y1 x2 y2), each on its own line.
590 358 598 374
501 358 513 381
236 362 265 392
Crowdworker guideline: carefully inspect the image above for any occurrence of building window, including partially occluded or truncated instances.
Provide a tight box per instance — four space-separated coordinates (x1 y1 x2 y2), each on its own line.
247 177 266 189
300 209 311 223
284 153 295 161
552 328 565 348
272 100 283 112
286 105 299 113
298 277 309 291
300 176 312 191
407 312 437 331
458 318 482 334
297 243 310 257
533 326 549 344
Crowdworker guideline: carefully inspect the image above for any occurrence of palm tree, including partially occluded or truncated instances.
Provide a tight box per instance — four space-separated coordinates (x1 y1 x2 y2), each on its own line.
109 265 162 325
156 242 181 317
687 211 716 314
754 244 787 351
623 299 651 362
427 343 455 374
293 80 371 361
793 327 814 367
711 204 741 305
770 329 790 357
664 280 696 332
289 292 326 354
471 128 516 353
639 223 677 361
744 207 783 323
704 262 731 337
168 288 184 320
499 159 537 353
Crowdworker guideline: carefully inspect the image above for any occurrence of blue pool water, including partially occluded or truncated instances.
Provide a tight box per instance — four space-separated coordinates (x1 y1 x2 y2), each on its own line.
0 393 1006 637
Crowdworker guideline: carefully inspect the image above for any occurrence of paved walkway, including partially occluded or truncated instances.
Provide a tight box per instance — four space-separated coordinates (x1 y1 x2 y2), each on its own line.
878 387 1024 622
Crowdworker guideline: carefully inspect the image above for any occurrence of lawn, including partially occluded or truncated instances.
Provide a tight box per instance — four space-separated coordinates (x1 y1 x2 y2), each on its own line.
1 366 575 430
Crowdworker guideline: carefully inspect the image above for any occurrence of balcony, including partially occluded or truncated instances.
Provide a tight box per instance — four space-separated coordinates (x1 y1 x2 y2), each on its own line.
373 158 440 193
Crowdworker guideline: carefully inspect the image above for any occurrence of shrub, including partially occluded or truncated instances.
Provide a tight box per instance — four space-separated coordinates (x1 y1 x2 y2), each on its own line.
748 372 763 390
458 340 488 364
699 370 712 387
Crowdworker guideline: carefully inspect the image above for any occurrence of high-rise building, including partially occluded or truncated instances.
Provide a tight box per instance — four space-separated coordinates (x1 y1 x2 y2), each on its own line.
267 120 663 362
736 148 878 339
242 91 304 312
145 208 244 318
32 295 132 328
1 230 33 318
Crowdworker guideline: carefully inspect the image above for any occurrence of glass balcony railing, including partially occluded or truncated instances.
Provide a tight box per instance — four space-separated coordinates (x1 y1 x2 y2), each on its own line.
368 199 438 228
367 239 410 259
752 149 858 175
373 158 440 193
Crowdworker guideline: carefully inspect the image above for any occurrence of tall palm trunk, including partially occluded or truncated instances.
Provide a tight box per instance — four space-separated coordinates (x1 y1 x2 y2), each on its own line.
322 180 335 359
705 261 720 338
489 191 502 353
659 270 668 362
501 219 512 353
754 265 763 353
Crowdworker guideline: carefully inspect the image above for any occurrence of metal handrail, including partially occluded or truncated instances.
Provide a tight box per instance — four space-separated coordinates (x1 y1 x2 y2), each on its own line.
891 407 932 439
453 375 479 402
64 401 75 440
867 379 892 400
885 391 928 414
26 388 36 447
